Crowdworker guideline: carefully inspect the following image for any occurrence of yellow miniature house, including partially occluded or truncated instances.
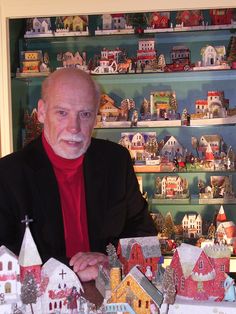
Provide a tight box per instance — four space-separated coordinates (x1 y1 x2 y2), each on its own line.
21 50 42 73
108 266 163 314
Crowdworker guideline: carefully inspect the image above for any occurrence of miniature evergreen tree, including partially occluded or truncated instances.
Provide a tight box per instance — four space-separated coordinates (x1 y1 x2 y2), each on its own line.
162 212 175 238
21 272 38 314
106 243 120 267
162 266 176 314
191 136 199 157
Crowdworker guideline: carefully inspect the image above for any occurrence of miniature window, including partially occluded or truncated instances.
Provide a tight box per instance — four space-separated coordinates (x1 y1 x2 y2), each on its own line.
127 281 130 286
220 264 225 272
220 280 224 288
49 303 52 310
0 262 2 271
146 301 149 308
199 260 203 269
64 283 67 288
180 276 185 290
138 300 142 307
5 282 11 293
59 301 62 309
8 261 12 270
54 302 57 309
58 284 61 289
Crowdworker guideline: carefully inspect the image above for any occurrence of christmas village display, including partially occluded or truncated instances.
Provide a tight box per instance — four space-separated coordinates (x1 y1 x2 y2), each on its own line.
151 205 236 255
1 211 236 313
23 9 236 38
118 130 236 173
17 7 236 77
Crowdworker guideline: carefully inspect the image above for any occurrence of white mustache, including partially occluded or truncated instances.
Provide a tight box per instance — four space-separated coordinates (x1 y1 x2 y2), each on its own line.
59 134 84 142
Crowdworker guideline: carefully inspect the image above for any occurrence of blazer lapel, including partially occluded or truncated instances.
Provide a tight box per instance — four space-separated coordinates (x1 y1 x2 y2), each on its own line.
83 139 108 252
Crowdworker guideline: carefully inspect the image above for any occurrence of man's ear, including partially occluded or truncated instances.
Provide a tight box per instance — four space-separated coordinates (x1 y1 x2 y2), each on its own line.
37 99 46 123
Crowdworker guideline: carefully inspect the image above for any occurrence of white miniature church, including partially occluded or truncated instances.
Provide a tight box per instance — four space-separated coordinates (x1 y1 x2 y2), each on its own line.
0 216 83 314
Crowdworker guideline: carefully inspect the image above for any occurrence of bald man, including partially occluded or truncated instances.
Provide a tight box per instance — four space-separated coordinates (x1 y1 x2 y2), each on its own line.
0 68 156 281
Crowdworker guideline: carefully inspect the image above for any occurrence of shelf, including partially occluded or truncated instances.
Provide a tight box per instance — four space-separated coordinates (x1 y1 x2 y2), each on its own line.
92 69 236 84
151 195 236 205
134 164 236 173
95 117 236 129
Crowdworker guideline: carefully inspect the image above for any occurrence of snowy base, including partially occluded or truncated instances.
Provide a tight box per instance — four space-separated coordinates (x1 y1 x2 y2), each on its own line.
162 296 236 314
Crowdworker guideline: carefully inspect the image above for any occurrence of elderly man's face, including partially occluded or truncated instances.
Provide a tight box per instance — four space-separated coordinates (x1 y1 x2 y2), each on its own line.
38 73 98 159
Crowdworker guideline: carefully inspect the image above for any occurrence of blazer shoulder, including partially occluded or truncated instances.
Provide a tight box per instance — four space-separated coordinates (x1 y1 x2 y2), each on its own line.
90 137 130 158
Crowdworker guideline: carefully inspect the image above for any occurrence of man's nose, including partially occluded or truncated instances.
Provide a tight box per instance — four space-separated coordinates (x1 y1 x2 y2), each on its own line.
67 115 80 133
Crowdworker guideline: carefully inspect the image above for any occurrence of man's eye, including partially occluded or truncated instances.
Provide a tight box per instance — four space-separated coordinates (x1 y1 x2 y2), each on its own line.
57 111 67 117
79 111 91 119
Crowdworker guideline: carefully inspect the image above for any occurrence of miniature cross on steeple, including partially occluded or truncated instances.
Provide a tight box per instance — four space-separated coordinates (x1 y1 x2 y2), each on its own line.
21 215 33 227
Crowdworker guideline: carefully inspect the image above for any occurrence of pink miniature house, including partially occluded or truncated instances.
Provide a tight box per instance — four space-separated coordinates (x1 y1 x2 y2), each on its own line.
170 243 231 300
117 236 162 277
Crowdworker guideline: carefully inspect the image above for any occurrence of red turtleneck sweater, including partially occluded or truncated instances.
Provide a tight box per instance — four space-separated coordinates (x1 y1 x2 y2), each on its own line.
42 132 90 258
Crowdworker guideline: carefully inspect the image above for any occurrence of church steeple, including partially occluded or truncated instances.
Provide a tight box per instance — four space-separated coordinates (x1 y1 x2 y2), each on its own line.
18 215 42 283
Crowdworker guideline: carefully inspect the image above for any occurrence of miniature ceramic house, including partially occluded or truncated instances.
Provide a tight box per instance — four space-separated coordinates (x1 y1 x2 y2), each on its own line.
202 45 226 67
154 175 189 199
41 258 84 313
159 135 185 161
108 265 163 314
210 8 234 25
25 17 52 36
111 14 127 29
194 91 229 119
102 14 113 29
199 175 235 203
136 39 157 69
149 12 170 29
0 222 85 314
150 91 178 119
117 236 162 277
175 10 203 27
170 243 231 300
99 94 120 121
119 132 158 163
0 246 21 299
182 213 202 238
197 134 222 158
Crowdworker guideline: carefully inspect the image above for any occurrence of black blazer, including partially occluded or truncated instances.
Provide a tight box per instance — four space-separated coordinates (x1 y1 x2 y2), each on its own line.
0 136 156 263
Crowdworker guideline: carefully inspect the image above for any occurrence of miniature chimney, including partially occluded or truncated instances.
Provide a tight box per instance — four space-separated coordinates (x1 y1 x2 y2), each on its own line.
110 267 122 293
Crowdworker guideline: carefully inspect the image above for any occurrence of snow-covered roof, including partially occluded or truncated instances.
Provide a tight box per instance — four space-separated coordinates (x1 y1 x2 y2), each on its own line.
204 244 231 258
41 257 84 293
18 226 42 266
126 266 163 307
176 243 203 278
119 236 161 260
0 245 18 260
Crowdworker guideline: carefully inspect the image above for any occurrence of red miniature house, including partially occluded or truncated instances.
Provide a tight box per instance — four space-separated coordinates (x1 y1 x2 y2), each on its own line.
210 9 233 25
117 236 162 277
170 243 230 300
